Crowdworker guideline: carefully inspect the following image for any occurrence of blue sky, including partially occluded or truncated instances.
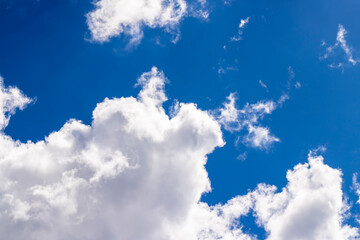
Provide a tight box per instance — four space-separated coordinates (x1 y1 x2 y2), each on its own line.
1 0 360 239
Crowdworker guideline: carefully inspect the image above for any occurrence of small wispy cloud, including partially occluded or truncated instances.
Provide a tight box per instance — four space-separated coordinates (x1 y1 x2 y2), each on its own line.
216 58 239 76
215 93 280 150
336 25 358 65
230 17 250 42
353 173 360 204
215 66 301 150
236 151 248 161
217 66 239 76
288 66 295 82
223 0 233 6
282 66 301 103
259 80 268 89
321 24 359 69
287 66 302 90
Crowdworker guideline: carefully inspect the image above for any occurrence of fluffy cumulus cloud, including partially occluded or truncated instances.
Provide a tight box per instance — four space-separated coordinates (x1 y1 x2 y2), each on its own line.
0 69 359 239
0 67 226 240
321 24 359 68
190 150 359 240
86 0 207 45
252 151 359 240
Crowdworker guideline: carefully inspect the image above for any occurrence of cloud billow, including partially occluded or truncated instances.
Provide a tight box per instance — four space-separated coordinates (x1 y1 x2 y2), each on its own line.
86 0 208 45
0 68 358 239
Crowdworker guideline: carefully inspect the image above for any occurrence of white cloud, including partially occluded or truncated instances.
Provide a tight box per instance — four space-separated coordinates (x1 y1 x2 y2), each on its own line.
252 151 359 240
0 76 32 130
216 93 280 150
184 150 359 240
86 0 186 44
0 70 358 239
286 66 301 91
217 93 276 132
277 93 289 106
259 80 268 89
216 58 239 76
353 174 360 204
230 17 250 42
288 66 295 81
0 67 229 240
236 151 248 161
216 66 299 150
321 24 358 68
1 194 31 221
170 150 360 240
294 81 301 89
223 0 233 6
169 195 255 240
187 0 209 20
336 25 358 66
86 0 208 45
217 93 241 131
239 18 249 28
243 125 280 150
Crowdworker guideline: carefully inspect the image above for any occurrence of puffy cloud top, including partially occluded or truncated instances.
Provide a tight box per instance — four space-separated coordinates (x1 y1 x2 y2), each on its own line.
0 67 225 240
253 152 359 240
86 0 187 44
0 69 358 239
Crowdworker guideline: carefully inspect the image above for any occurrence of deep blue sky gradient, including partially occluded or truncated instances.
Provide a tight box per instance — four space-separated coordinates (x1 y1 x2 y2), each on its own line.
1 0 360 236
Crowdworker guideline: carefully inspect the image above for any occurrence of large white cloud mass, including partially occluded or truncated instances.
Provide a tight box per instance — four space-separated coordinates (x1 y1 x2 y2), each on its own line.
0 68 358 239
86 0 207 44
